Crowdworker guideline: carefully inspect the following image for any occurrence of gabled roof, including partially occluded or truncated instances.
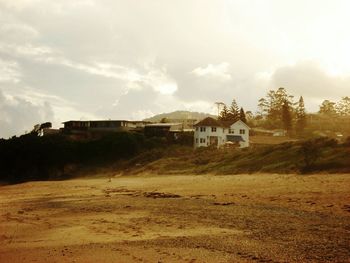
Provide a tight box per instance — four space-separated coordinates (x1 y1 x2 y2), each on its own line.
194 117 223 127
220 120 236 128
229 119 251 129
194 117 251 129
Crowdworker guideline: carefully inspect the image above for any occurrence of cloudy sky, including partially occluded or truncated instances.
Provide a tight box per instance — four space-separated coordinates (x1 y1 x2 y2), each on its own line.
1 0 350 137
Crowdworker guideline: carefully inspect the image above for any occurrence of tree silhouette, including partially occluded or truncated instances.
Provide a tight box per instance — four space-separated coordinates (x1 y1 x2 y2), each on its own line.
239 107 247 123
319 100 337 116
295 96 307 134
229 99 240 122
282 100 292 133
336 97 350 116
258 87 294 128
219 104 229 121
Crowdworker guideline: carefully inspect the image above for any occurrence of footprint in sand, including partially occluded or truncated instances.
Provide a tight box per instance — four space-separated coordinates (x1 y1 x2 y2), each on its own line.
342 204 350 212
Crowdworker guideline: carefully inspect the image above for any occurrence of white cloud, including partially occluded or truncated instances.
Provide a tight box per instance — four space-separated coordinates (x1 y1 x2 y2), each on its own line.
0 0 40 10
192 62 231 81
1 0 350 137
182 100 216 114
0 88 54 138
0 58 21 83
0 22 39 40
130 109 154 121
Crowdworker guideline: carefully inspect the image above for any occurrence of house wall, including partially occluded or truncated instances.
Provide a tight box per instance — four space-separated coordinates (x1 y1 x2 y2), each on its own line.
194 126 226 148
229 121 250 148
194 121 250 149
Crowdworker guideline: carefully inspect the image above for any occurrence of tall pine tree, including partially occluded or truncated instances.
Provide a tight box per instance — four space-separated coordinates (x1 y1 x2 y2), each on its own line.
229 99 240 122
219 104 229 121
282 100 292 134
295 96 307 134
239 107 247 123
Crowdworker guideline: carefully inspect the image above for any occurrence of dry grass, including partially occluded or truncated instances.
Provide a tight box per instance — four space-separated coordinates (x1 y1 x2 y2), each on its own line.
250 135 298 145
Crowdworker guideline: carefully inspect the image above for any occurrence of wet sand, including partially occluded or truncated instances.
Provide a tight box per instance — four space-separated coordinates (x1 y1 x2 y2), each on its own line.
1 173 350 262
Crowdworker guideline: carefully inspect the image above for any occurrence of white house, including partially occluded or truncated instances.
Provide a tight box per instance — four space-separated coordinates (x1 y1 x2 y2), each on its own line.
193 117 250 148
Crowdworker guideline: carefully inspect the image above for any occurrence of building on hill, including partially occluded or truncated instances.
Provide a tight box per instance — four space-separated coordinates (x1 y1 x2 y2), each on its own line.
144 123 184 138
61 120 150 139
193 117 250 148
165 119 197 129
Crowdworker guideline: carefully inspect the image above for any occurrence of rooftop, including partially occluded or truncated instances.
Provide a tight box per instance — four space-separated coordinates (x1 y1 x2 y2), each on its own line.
194 117 223 127
145 123 182 127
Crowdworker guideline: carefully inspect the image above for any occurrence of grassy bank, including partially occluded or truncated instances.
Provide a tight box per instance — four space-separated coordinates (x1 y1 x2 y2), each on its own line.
0 133 349 184
121 137 350 175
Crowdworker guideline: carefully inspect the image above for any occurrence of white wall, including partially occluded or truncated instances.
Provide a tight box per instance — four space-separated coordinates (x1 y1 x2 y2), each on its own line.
194 126 225 148
194 121 250 148
229 121 250 148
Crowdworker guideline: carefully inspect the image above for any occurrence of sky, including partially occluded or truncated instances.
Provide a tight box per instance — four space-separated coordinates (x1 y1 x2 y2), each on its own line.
1 0 350 138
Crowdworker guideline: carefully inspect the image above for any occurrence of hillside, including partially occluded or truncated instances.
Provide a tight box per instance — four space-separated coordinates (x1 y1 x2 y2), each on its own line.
120 137 350 175
143 110 216 122
1 132 349 184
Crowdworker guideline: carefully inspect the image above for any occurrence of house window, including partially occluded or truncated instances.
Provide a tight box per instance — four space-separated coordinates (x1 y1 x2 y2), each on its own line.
200 127 206 132
195 138 198 143
200 138 206 143
196 127 198 131
211 127 216 132
240 129 245 134
229 129 234 134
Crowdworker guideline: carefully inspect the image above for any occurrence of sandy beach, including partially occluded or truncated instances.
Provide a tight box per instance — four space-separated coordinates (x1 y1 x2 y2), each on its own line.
1 173 350 262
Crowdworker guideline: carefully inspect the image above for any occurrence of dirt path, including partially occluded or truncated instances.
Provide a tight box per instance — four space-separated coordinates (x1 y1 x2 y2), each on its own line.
1 174 350 262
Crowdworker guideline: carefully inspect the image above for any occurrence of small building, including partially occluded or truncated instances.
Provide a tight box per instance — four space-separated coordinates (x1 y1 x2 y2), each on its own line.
193 117 250 148
63 120 149 131
61 120 150 139
166 118 197 130
144 123 183 138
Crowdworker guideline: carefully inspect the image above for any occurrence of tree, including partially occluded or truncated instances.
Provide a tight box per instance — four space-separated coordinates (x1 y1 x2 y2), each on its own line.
239 107 247 123
218 104 229 121
319 100 337 116
257 87 295 128
295 96 307 134
336 96 350 116
300 140 320 172
245 111 254 121
229 99 240 122
214 102 225 117
257 98 268 118
282 100 292 133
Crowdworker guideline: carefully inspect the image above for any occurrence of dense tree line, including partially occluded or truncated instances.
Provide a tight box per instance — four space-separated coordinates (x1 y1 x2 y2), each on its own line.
223 88 308 135
0 132 169 183
256 87 307 134
218 99 247 123
319 97 350 116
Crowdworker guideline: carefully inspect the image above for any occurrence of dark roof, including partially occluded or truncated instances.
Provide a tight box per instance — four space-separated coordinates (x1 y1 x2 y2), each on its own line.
194 117 223 127
226 135 245 142
194 118 250 129
145 123 182 127
62 120 150 124
220 120 236 128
